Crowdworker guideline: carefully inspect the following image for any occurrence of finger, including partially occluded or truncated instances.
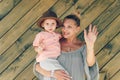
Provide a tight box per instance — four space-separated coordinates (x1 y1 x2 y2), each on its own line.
89 24 92 32
59 70 67 73
93 25 96 33
57 70 71 79
94 26 98 34
62 75 72 80
95 31 99 36
93 26 98 35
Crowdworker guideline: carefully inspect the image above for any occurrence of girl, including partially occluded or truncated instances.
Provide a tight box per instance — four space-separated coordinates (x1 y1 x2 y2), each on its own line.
33 10 69 80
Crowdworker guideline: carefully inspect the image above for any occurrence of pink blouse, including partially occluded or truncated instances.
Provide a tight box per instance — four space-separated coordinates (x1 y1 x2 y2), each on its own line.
33 31 61 62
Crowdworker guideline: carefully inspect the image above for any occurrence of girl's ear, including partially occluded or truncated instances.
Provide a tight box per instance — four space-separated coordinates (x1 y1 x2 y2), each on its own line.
41 22 44 28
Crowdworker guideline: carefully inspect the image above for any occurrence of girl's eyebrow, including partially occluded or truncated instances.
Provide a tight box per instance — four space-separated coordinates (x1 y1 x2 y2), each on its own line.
68 25 72 28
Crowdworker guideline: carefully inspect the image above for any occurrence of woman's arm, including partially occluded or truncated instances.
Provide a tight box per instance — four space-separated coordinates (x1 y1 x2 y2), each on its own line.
84 24 98 66
35 63 50 77
86 44 95 66
35 63 71 80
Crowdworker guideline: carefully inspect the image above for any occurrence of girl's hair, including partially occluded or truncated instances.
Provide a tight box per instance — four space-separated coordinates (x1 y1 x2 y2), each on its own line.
63 14 80 26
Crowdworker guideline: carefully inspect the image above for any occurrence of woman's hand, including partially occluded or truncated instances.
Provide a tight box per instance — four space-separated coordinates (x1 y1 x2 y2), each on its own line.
84 24 98 47
54 70 72 80
84 24 98 66
35 64 71 80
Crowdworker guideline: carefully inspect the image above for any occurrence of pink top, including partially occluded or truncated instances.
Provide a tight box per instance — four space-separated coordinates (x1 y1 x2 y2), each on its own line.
33 31 61 62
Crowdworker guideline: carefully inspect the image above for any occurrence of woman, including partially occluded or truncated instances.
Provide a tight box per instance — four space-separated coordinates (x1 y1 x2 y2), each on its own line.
34 14 99 80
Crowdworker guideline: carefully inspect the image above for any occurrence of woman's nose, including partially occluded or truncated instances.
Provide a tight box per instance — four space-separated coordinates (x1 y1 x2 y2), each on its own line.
63 27 68 31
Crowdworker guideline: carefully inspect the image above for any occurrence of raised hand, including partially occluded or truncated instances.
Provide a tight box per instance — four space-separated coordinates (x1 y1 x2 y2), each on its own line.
84 24 98 47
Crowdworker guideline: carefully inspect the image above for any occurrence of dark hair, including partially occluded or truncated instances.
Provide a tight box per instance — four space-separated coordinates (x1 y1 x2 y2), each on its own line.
63 14 80 26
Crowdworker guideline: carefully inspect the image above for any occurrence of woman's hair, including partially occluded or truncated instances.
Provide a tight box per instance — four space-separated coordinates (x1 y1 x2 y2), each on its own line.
63 14 80 26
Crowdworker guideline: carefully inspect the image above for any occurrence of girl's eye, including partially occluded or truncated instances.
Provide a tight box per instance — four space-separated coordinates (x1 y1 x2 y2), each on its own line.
52 23 55 25
52 23 55 24
46 23 49 25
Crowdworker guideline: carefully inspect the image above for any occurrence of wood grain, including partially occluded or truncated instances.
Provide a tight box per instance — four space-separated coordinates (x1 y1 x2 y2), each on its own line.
0 0 39 38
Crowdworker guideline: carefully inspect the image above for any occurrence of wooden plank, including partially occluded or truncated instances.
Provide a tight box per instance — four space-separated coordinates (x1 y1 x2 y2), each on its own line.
110 70 120 80
0 0 94 74
0 0 14 19
0 46 35 80
99 71 106 80
14 0 22 6
101 52 120 79
0 28 36 73
32 77 38 80
80 0 115 32
78 0 120 41
14 61 35 80
97 33 120 69
95 15 120 54
92 0 120 33
53 0 95 18
60 0 95 19
51 0 76 17
0 0 39 38
0 0 57 55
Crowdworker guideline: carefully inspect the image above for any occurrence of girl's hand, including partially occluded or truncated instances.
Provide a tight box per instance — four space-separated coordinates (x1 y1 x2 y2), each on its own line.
54 70 72 80
84 24 98 47
37 46 43 53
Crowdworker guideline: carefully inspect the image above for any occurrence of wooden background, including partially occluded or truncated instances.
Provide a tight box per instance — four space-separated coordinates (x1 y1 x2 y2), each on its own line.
0 0 120 80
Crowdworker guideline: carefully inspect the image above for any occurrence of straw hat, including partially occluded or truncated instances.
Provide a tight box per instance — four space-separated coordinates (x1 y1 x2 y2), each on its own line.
37 10 62 28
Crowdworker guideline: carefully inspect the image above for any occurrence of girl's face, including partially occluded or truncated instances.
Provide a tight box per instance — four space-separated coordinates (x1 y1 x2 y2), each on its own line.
62 19 80 39
42 19 57 33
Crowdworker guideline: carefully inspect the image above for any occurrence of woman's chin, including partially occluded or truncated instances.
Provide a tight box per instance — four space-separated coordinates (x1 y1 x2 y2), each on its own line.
63 35 70 38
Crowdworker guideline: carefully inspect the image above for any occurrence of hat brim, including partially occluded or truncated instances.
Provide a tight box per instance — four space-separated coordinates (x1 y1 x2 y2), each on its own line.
37 17 62 28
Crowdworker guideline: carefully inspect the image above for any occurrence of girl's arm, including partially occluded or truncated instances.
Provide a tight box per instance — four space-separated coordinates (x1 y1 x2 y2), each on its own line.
34 45 44 54
33 33 44 54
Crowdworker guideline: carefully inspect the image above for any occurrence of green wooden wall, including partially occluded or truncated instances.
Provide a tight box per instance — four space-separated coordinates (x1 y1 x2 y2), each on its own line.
0 0 120 80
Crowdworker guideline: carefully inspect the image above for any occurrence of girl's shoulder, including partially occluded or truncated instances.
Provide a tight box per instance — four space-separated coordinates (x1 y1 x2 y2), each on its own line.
35 31 48 39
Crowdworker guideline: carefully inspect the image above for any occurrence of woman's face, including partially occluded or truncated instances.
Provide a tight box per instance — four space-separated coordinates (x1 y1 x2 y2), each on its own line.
62 19 80 39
